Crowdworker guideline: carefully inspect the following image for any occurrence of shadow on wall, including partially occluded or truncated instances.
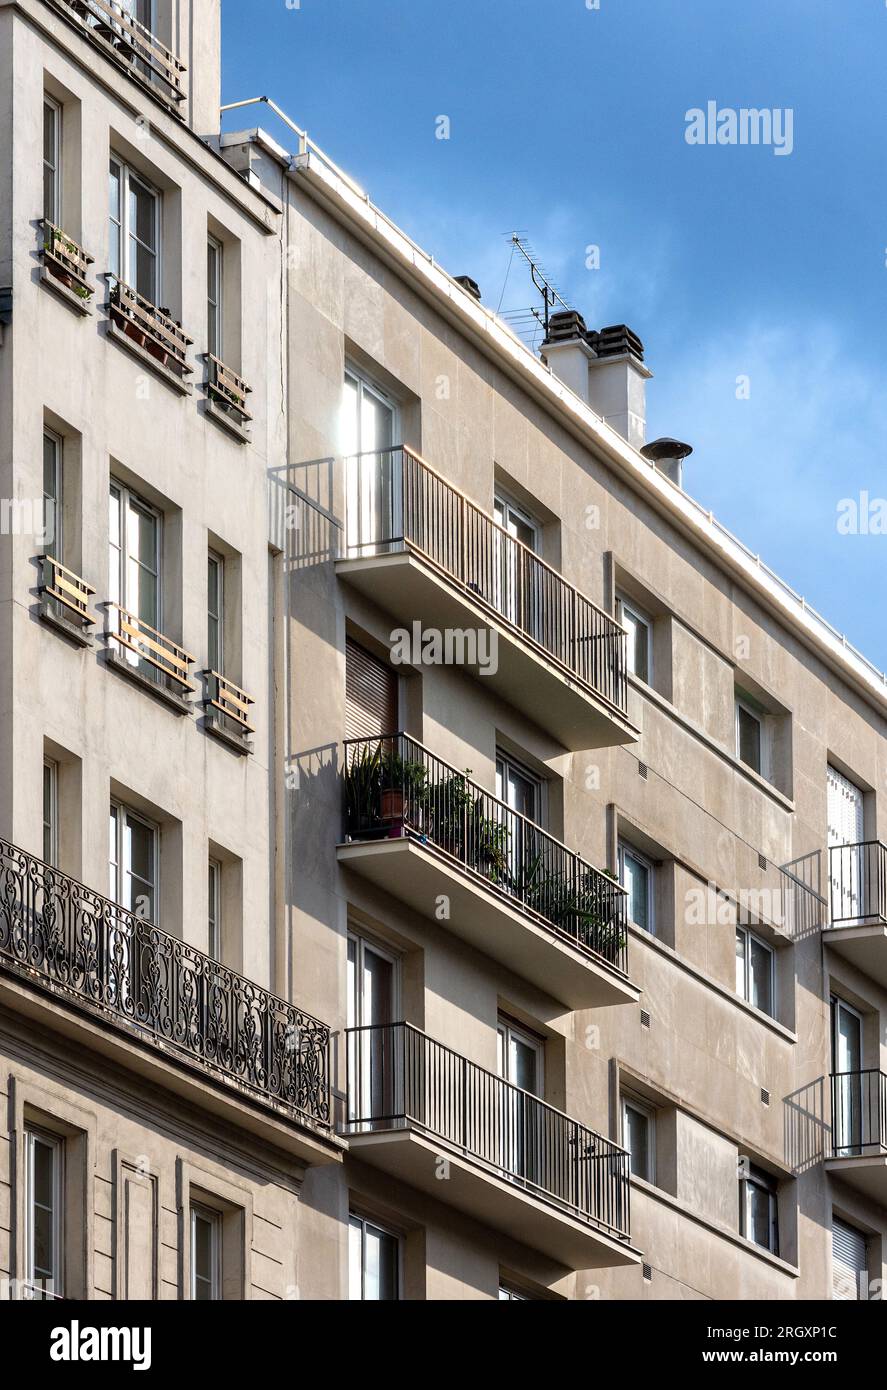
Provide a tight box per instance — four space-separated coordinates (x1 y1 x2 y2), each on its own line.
783 1077 827 1174
269 458 341 568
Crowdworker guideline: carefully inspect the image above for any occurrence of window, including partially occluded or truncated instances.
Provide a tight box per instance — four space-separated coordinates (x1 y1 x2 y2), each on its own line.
831 995 864 1155
43 97 61 225
622 1096 655 1182
342 370 397 553
619 842 654 934
735 696 766 776
498 1284 530 1301
190 1204 221 1300
347 931 400 1128
739 1161 778 1255
108 156 159 302
207 551 223 673
493 491 542 633
43 759 58 867
208 858 221 960
25 1129 63 1300
345 638 398 742
109 802 158 922
495 750 541 823
617 596 652 684
735 927 774 1017
832 1217 868 1301
494 493 540 553
497 1017 544 1095
348 1213 399 1300
207 237 222 358
43 429 62 561
109 481 161 676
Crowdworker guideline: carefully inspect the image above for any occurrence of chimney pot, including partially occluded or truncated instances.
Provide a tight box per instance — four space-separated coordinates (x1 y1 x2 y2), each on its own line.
641 436 694 488
455 275 482 301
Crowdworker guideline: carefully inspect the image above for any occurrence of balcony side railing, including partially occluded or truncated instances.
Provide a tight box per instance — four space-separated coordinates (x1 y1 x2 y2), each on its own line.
204 670 255 736
39 556 95 629
206 355 253 424
831 1069 887 1157
109 279 193 378
40 222 95 300
343 732 629 975
106 603 196 695
343 447 628 713
48 0 187 106
344 1021 631 1240
828 841 887 927
0 839 332 1130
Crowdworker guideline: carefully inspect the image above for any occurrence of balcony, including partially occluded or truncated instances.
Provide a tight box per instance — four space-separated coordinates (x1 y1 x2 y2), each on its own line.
336 448 638 751
39 556 95 643
106 604 195 710
0 839 337 1160
826 1069 887 1204
40 222 94 309
108 279 193 387
339 734 638 1009
47 0 187 110
203 670 255 751
205 355 253 437
824 842 887 987
343 1022 637 1269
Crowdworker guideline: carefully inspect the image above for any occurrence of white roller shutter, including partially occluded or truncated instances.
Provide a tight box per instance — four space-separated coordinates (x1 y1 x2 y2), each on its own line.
832 1218 867 1301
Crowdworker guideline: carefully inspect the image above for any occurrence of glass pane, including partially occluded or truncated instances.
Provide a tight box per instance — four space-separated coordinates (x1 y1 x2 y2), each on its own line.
109 805 119 899
508 1035 539 1095
735 930 747 996
362 947 393 1028
33 1137 55 1209
192 1212 215 1299
108 160 121 279
341 376 360 456
130 177 156 252
43 434 58 508
364 1223 397 1300
748 1183 771 1249
624 609 650 683
43 102 55 168
132 237 156 303
749 937 773 1015
737 706 761 772
623 852 650 931
43 764 54 865
836 1005 861 1073
348 1217 363 1300
624 1106 649 1179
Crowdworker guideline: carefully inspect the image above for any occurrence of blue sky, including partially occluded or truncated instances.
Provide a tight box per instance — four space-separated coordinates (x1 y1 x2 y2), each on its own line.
221 0 887 672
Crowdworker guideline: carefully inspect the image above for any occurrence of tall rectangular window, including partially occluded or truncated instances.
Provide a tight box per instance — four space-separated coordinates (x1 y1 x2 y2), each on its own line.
619 842 654 935
109 802 157 922
736 696 765 776
43 97 61 225
348 1213 399 1300
207 551 223 673
190 1204 221 1300
618 596 652 684
739 1162 778 1255
622 1096 655 1182
208 858 221 960
43 429 62 561
108 156 159 302
109 481 161 678
735 927 774 1017
25 1129 63 1300
43 759 58 867
207 236 222 359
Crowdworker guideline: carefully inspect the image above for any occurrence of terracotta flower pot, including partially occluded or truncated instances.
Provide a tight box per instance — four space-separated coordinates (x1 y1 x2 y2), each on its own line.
381 788 404 823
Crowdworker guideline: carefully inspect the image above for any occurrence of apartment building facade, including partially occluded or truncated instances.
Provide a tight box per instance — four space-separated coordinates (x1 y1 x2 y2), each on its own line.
1 0 885 1302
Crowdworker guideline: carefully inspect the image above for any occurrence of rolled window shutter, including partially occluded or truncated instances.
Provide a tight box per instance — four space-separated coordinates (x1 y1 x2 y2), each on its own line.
346 638 397 742
832 1218 866 1300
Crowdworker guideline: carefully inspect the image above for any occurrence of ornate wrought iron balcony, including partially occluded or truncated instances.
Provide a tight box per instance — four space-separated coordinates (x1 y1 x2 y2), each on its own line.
0 840 332 1133
825 841 887 989
343 1022 634 1265
338 447 635 751
343 732 628 978
47 0 187 109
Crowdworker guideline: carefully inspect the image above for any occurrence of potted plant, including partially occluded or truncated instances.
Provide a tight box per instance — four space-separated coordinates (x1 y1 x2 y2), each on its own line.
379 748 427 831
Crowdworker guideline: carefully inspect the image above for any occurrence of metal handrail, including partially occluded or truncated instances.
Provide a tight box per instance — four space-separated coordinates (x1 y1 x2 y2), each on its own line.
49 0 186 102
343 731 629 973
830 1068 887 1157
0 838 332 1129
343 445 629 712
343 1021 631 1239
827 840 887 927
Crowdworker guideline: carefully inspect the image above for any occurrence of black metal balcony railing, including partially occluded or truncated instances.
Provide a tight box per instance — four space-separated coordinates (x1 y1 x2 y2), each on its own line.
49 0 187 107
0 839 331 1131
829 841 887 927
831 1069 887 1157
344 1022 631 1241
343 447 628 714
343 733 628 974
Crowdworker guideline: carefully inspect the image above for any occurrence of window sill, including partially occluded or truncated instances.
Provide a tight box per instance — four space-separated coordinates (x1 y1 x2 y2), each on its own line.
203 396 251 443
40 265 94 316
202 712 253 756
630 1175 800 1278
106 320 192 395
38 600 94 648
104 650 193 715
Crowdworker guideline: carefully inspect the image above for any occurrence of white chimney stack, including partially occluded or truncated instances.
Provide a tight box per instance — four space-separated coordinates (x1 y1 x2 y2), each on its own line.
541 312 652 450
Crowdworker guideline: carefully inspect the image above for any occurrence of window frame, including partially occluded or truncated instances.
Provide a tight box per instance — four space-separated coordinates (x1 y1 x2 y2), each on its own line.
109 479 162 627
207 234 223 360
735 925 776 1018
42 757 59 868
108 154 161 302
617 594 653 685
43 95 61 227
43 428 63 563
735 694 768 778
24 1127 64 1301
207 549 224 674
190 1202 222 1301
739 1161 779 1256
208 857 221 961
496 1015 545 1098
495 748 544 825
493 489 541 555
348 1211 402 1301
621 1094 656 1184
618 840 655 935
109 800 159 924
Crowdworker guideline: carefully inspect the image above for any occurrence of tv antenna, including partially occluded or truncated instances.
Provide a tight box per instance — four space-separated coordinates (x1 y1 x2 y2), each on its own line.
500 232 573 345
